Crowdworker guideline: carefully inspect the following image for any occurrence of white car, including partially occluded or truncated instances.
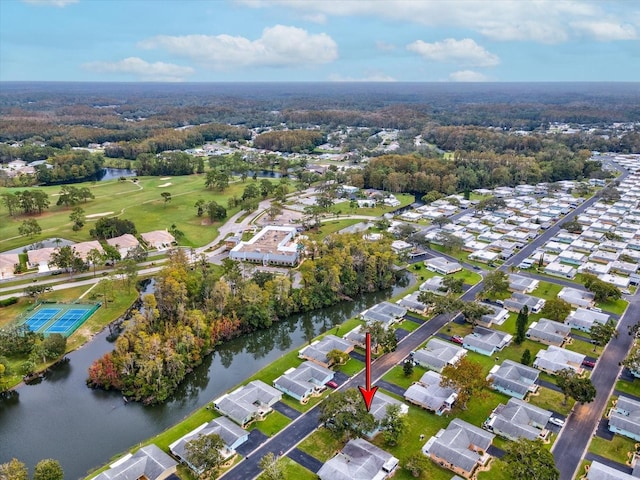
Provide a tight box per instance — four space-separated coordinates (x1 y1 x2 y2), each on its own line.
549 417 565 427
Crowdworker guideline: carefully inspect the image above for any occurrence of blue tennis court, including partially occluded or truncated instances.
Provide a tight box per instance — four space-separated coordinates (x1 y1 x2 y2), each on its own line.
21 303 100 337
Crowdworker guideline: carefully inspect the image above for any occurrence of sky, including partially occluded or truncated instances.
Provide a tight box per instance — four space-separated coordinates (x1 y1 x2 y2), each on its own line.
0 0 638 82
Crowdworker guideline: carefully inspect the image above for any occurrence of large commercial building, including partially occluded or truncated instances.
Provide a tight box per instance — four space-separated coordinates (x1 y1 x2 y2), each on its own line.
229 226 300 266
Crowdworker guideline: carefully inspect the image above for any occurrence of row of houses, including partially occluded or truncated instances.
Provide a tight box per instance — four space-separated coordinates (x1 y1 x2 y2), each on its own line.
0 230 176 278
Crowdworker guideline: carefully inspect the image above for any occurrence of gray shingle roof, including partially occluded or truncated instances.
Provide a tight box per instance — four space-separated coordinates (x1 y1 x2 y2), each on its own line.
587 461 636 480
428 419 494 474
463 327 512 354
487 398 551 441
489 360 539 397
273 361 334 399
299 335 352 365
412 338 467 371
317 438 399 480
526 318 571 345
404 371 457 412
92 444 177 480
170 417 248 461
215 380 282 425
534 346 585 373
610 395 640 437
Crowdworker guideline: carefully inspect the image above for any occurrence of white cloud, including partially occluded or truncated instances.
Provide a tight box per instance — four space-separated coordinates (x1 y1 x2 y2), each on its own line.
302 12 327 24
407 38 499 67
238 0 634 44
448 70 490 82
571 21 637 41
22 0 78 6
139 25 338 69
328 72 396 82
82 57 194 82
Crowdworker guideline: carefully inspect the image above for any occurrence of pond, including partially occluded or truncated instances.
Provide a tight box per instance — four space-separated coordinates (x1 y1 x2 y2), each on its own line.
0 276 409 478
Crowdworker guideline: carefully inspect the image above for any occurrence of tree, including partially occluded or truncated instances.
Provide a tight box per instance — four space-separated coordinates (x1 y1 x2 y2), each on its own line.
461 301 493 325
540 298 572 321
404 452 429 478
161 191 172 207
319 388 377 439
521 349 532 366
582 274 621 303
560 219 582 233
23 284 52 303
86 248 104 277
326 348 350 367
207 201 227 222
403 360 414 377
1 193 20 217
116 258 138 294
441 276 464 294
435 231 464 253
194 199 206 217
556 368 596 406
0 458 29 480
69 206 86 231
33 459 63 480
267 202 283 220
477 196 506 212
381 403 407 446
441 356 491 410
125 244 147 263
482 270 509 298
503 438 559 480
380 328 398 354
18 218 41 239
168 223 184 241
432 215 450 228
623 346 640 374
42 334 66 360
258 452 284 480
515 306 529 344
184 433 225 477
590 319 617 352
49 245 83 275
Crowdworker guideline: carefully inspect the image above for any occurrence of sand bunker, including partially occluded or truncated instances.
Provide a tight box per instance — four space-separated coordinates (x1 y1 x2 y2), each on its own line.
158 182 172 187
86 211 114 218
160 177 172 180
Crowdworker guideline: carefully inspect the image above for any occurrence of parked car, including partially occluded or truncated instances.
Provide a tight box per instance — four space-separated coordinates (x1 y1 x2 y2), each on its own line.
325 380 338 389
450 335 464 345
549 417 565 427
582 359 596 368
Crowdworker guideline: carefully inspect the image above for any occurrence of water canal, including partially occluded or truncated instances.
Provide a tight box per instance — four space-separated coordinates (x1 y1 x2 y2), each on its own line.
0 277 409 478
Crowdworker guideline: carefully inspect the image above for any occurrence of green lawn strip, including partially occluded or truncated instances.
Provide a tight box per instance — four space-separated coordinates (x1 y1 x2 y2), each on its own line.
298 427 345 462
1 175 246 251
396 319 421 333
478 458 513 480
257 457 316 480
529 386 575 416
279 392 326 413
327 193 414 217
616 378 640 398
576 460 591 480
598 298 628 316
146 406 220 451
589 435 636 465
307 218 364 241
565 337 600 357
439 321 473 339
531 281 564 301
337 358 365 376
382 364 425 390
452 269 483 285
249 410 292 437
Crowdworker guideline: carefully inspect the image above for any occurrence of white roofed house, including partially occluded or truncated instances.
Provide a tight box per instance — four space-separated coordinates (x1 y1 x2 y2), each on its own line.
475 303 509 328
484 398 552 441
169 417 249 472
565 308 610 332
503 293 545 314
487 360 539 399
526 318 571 346
229 225 299 266
534 345 585 375
361 301 406 329
404 370 457 415
608 395 640 442
272 361 334 403
213 380 282 427
425 257 463 275
558 286 595 309
91 444 177 480
317 438 399 480
106 233 140 259
422 418 495 479
463 327 512 356
141 230 176 251
508 274 539 293
412 338 467 373
298 334 354 369
366 391 409 438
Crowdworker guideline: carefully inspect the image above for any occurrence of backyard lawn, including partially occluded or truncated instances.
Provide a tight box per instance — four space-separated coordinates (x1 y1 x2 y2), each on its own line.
616 378 640 398
589 434 636 465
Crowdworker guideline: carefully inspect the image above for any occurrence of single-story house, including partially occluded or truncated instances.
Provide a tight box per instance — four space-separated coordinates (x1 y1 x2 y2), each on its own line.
608 395 640 442
72 240 104 261
487 360 539 400
558 287 595 309
526 318 571 346
477 303 510 327
425 257 463 275
367 391 409 437
404 370 457 415
544 262 577 279
273 361 334 403
463 327 512 356
484 398 552 441
396 291 428 314
298 334 354 369
317 438 399 480
361 302 406 329
141 230 176 251
213 380 282 427
533 345 585 374
391 240 413 254
27 247 56 273
412 338 467 372
420 276 446 295
106 233 140 258
508 274 539 293
565 308 610 332
169 417 249 470
91 444 177 480
503 293 545 314
0 253 20 279
586 461 636 480
423 418 495 479
468 250 499 264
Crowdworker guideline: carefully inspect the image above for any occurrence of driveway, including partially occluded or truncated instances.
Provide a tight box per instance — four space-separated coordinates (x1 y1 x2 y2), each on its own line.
273 401 302 420
287 448 323 473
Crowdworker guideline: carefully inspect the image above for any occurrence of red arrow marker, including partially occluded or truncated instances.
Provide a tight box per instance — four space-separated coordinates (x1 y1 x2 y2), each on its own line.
358 332 378 412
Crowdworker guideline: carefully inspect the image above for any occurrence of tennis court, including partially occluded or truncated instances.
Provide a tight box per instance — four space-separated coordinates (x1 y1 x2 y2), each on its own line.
21 303 100 337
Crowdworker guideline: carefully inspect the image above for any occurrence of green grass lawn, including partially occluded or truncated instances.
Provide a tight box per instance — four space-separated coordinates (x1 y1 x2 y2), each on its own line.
531 281 563 301
382 364 425 390
328 193 414 217
397 319 421 333
478 458 513 480
529 386 575 416
589 434 636 465
249 410 292 437
256 457 316 480
598 298 629 316
307 218 365 241
616 378 640 398
0 175 248 251
565 337 600 357
337 358 365 376
298 427 345 462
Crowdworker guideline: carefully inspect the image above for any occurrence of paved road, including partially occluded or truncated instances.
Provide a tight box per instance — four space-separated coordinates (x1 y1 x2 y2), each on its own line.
552 291 639 480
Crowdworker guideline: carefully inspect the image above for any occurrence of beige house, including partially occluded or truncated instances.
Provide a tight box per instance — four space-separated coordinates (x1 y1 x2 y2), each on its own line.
0 253 20 279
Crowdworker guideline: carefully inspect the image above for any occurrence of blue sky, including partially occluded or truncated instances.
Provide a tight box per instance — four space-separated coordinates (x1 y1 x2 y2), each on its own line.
1 0 638 82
